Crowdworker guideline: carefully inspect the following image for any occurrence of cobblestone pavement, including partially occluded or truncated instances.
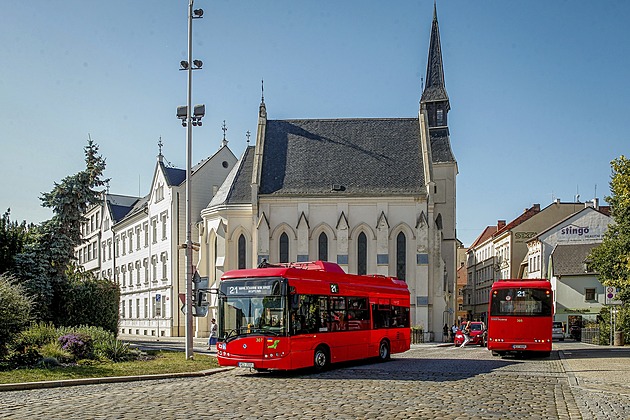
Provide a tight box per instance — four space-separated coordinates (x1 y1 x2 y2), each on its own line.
0 342 628 419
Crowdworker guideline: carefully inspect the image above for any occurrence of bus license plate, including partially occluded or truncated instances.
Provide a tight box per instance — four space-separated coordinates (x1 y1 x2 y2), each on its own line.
513 344 527 349
238 362 254 368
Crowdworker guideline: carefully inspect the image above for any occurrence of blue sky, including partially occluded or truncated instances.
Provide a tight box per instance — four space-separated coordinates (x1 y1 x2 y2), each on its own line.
1 1 628 247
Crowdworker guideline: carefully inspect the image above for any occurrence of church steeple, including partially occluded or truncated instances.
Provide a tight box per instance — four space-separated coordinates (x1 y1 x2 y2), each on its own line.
421 2 450 128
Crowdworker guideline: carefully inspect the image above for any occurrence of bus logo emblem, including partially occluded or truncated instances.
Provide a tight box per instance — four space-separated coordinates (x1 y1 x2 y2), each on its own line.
267 339 280 349
243 344 247 349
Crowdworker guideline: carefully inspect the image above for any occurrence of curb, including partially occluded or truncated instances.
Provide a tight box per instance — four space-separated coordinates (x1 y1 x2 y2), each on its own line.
0 367 233 392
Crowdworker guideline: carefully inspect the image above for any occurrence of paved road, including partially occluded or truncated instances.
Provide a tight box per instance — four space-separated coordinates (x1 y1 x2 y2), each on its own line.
0 341 628 419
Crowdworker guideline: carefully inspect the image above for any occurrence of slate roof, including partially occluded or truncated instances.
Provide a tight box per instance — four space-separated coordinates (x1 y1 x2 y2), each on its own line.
551 243 598 276
258 118 454 197
162 164 186 186
105 194 140 223
209 146 255 206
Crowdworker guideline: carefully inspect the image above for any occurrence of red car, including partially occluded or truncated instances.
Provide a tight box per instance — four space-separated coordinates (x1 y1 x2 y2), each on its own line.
454 321 487 347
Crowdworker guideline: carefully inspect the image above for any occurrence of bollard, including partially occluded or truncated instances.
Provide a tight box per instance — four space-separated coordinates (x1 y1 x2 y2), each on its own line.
614 331 625 346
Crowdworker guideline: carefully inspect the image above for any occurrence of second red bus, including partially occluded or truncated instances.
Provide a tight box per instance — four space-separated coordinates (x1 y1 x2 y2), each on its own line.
487 279 553 357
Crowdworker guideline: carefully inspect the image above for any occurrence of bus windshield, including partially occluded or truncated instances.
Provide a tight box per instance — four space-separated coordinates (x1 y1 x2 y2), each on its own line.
490 288 552 317
219 277 287 339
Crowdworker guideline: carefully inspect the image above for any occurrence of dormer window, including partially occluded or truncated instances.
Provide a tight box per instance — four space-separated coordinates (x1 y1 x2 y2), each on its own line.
436 108 444 125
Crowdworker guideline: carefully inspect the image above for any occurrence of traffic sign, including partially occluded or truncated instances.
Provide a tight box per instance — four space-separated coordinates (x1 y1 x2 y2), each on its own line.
605 286 622 305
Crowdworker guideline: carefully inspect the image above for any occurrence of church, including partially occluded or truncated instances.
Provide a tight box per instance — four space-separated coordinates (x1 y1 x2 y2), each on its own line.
196 5 457 339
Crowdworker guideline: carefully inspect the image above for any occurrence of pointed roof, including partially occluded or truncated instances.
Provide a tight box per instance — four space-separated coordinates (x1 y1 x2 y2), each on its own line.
421 3 449 103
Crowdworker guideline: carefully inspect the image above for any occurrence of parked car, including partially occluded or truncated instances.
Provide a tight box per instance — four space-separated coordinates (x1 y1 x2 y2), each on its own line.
454 321 487 346
552 321 565 341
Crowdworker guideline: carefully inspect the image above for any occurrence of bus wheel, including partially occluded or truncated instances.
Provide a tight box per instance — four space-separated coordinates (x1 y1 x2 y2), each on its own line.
378 340 390 361
313 346 329 371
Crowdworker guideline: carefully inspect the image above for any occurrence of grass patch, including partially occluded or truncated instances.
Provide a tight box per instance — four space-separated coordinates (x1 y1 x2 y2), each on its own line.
0 351 220 384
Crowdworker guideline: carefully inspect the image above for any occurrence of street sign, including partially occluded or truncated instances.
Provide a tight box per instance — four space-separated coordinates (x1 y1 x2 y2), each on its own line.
155 293 161 302
605 286 622 305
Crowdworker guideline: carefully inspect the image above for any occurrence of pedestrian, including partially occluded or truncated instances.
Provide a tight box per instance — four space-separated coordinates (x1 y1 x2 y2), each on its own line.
207 318 217 350
443 324 449 342
451 323 457 342
460 321 471 347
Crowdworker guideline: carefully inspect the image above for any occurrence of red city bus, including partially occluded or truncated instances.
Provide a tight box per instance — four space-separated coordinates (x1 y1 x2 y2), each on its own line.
487 279 553 357
215 260 410 371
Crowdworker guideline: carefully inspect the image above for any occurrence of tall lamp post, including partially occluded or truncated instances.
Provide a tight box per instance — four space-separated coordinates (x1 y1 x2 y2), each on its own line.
177 0 204 359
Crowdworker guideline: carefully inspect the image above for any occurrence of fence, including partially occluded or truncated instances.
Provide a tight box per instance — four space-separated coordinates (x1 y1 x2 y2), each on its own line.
580 327 600 345
410 329 434 344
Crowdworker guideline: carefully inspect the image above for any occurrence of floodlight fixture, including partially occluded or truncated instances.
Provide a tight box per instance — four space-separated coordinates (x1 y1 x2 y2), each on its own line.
180 60 189 70
193 8 204 18
192 60 203 69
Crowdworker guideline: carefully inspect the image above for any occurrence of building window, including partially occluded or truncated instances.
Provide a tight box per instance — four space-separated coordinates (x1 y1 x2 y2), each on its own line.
357 232 367 275
121 301 125 319
318 232 328 262
154 183 164 203
151 218 158 244
396 231 406 281
128 263 134 285
121 234 126 255
136 227 141 251
143 222 149 247
161 212 168 240
585 288 596 301
152 256 157 281
102 242 107 263
161 253 168 280
144 298 148 318
238 234 246 269
279 232 289 263
136 299 140 319
143 258 149 284
121 267 126 287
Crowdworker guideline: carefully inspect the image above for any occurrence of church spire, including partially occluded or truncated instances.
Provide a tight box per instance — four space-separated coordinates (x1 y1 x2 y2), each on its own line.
421 2 449 105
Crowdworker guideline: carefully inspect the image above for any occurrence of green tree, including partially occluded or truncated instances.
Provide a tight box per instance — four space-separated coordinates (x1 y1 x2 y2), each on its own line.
0 274 32 356
0 209 35 275
589 155 630 302
13 138 109 324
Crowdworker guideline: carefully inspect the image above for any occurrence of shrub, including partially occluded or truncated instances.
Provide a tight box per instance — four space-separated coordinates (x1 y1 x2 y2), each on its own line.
61 277 120 335
0 274 32 356
12 322 58 351
6 348 41 368
58 333 94 360
57 325 114 358
39 341 73 363
99 337 136 362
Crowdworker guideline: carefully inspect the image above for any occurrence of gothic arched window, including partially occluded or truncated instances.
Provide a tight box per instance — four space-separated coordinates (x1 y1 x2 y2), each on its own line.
279 232 289 263
318 232 328 262
238 234 246 269
357 232 367 275
396 232 406 281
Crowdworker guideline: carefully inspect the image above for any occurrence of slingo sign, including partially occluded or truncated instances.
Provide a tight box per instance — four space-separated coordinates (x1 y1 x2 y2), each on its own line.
558 224 602 241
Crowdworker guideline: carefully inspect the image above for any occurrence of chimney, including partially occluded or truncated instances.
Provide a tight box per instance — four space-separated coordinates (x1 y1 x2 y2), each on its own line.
592 198 599 209
533 203 541 211
497 220 506 229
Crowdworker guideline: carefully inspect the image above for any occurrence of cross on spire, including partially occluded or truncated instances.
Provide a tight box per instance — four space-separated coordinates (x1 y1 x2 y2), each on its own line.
158 137 163 155
221 121 228 147
246 130 251 144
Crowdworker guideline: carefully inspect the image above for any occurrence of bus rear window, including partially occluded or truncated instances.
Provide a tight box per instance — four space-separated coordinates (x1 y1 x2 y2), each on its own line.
490 288 552 316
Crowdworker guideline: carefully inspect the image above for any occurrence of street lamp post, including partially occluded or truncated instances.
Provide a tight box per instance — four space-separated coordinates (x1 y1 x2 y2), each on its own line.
178 0 204 360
